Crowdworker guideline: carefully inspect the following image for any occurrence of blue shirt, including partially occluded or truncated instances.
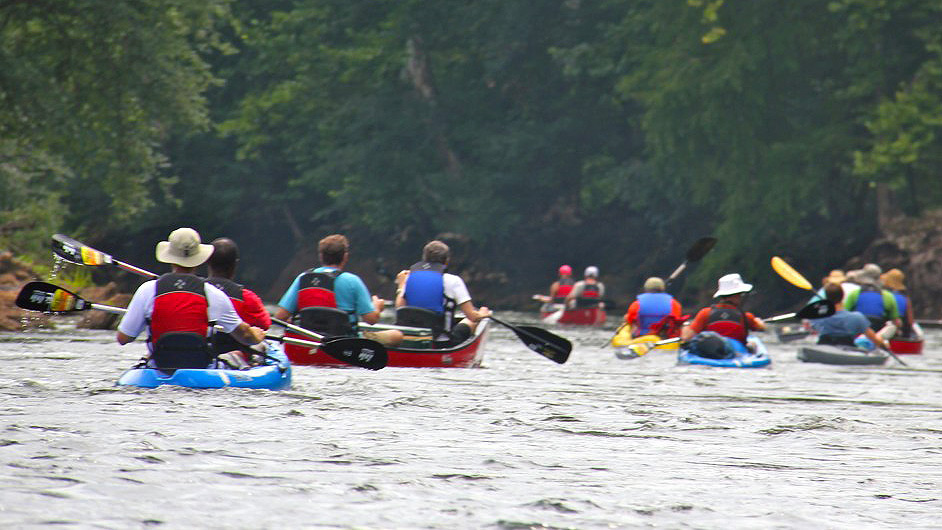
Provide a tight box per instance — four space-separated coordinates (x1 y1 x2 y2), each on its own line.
809 310 870 339
278 267 374 323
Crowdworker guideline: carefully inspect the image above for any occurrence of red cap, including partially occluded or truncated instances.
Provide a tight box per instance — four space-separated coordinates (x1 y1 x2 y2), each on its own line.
558 265 572 275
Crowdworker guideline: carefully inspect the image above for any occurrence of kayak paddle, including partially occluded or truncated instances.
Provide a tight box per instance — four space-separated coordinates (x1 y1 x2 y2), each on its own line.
488 315 571 364
52 234 158 278
666 236 717 286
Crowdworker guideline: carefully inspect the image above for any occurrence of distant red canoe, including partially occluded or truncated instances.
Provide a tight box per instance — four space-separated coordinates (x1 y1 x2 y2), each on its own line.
889 337 923 354
540 305 606 326
285 319 491 368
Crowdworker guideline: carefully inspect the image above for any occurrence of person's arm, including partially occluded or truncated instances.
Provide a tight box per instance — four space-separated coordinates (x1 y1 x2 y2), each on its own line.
394 269 409 308
548 281 559 300
209 284 264 345
231 322 265 345
745 312 766 332
624 301 639 324
273 275 301 322
883 291 901 326
670 299 683 318
681 309 707 340
115 282 155 345
457 300 491 322
274 307 291 321
564 282 584 305
843 289 859 310
864 326 888 351
241 289 271 329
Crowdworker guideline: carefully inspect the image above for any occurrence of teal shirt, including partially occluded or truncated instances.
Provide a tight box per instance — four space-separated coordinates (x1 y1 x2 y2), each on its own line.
278 267 374 324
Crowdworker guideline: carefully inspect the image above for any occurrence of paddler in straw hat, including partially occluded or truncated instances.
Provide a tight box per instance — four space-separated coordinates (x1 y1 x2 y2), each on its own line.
842 263 900 341
881 268 918 338
681 273 766 345
116 227 266 369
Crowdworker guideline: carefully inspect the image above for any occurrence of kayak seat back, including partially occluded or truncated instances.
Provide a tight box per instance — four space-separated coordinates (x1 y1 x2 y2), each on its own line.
152 332 213 370
395 306 444 338
296 307 354 339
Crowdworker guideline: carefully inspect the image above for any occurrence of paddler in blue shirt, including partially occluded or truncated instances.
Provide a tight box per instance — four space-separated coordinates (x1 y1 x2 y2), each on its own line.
274 234 402 346
810 283 888 350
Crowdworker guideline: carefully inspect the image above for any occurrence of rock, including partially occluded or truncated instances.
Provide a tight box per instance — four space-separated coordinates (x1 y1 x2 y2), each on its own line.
853 208 942 319
0 251 45 330
76 286 130 330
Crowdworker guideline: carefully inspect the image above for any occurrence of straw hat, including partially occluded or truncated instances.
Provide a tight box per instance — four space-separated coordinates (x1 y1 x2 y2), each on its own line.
155 227 214 268
643 276 666 291
824 269 846 285
713 273 753 297
881 268 906 291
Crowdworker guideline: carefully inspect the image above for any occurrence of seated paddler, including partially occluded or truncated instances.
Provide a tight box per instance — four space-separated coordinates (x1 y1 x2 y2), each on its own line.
394 240 491 347
274 234 402 347
681 273 765 346
624 276 684 338
206 237 272 368
116 227 266 370
810 282 888 350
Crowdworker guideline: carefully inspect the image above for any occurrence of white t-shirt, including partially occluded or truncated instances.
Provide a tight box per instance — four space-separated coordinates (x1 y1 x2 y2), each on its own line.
118 279 243 339
443 273 472 307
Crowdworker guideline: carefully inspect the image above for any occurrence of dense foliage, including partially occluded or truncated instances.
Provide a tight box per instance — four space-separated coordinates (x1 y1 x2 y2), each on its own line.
3 0 941 304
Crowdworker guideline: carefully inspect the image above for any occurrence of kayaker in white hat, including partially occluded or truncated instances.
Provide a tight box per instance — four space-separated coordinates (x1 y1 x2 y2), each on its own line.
116 227 266 370
565 265 606 309
681 273 765 344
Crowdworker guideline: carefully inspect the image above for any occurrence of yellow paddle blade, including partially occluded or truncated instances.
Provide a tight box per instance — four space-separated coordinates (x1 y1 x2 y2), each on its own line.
771 256 813 290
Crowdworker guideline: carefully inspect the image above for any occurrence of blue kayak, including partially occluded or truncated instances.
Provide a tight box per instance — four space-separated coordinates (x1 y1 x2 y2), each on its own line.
116 340 292 390
678 334 771 368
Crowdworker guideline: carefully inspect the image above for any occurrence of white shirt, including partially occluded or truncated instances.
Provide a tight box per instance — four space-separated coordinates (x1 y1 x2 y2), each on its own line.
118 279 243 339
443 273 472 307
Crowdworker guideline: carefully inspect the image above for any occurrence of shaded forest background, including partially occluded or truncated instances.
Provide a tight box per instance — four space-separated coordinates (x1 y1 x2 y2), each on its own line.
3 0 941 314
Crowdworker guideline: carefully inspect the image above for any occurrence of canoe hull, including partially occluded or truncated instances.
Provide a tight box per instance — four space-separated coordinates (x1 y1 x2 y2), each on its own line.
286 319 490 368
888 338 923 354
541 306 606 326
116 340 292 390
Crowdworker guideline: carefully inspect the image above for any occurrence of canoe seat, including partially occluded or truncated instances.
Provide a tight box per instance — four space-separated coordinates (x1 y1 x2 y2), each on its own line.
395 306 442 337
296 307 354 338
152 332 213 370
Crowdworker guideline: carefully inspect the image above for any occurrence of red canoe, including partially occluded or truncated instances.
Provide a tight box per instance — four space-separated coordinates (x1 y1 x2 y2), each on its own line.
540 306 606 326
888 323 924 354
285 319 491 368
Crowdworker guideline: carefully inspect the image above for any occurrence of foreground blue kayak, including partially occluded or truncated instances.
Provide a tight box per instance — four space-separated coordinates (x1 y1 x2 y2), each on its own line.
678 334 771 368
116 340 292 390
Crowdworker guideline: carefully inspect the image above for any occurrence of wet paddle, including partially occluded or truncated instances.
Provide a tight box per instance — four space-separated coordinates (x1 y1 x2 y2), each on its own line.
52 234 158 278
17 282 386 370
666 236 717 287
770 257 907 367
488 316 571 364
270 317 389 370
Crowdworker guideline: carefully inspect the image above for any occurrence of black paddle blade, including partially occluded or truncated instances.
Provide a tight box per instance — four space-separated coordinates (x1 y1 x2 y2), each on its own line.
16 281 90 313
320 337 388 370
796 299 835 320
686 237 717 262
512 325 572 364
51 234 112 266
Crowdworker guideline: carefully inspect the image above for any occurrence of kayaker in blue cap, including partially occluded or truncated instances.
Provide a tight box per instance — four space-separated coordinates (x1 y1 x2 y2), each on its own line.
116 227 265 369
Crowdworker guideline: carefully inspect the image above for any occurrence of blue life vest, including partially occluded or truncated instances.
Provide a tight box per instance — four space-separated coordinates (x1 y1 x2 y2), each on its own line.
637 292 673 333
852 286 888 329
891 291 907 317
404 261 447 312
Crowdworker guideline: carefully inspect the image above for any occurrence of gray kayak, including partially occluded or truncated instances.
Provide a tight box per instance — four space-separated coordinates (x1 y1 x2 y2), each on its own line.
797 344 888 365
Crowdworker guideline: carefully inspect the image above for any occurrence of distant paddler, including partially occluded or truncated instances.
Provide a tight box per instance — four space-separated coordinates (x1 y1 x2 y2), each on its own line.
880 268 922 341
809 283 888 350
623 276 684 338
681 273 766 344
533 264 574 307
564 266 605 309
842 263 900 342
116 228 266 370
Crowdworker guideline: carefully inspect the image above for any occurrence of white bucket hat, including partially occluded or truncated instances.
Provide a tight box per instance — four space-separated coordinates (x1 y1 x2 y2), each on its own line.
713 273 753 297
584 266 599 278
155 227 214 268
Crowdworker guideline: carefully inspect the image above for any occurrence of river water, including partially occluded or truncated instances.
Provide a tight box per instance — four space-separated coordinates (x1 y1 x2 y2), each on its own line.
0 314 940 529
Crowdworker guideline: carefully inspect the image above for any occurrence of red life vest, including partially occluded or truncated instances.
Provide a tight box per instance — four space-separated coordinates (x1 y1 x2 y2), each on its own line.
207 277 246 320
704 302 748 344
296 269 342 310
554 278 574 303
149 273 209 344
580 280 601 299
